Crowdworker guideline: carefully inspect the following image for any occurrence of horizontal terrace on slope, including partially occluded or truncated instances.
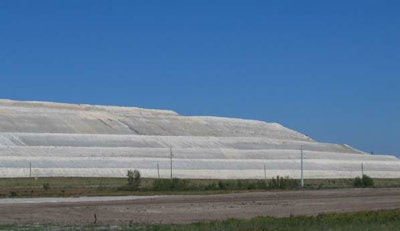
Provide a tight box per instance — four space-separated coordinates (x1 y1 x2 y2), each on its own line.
0 147 394 160
0 133 357 154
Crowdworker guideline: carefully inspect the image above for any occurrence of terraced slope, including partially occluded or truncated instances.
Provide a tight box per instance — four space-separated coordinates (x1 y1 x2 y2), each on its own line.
0 99 399 179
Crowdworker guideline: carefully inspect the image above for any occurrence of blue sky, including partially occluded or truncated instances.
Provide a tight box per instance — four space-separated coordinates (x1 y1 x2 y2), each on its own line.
0 1 399 156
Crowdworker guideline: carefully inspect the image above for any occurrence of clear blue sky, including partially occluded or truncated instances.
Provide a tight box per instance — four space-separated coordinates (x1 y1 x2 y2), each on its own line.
0 1 399 156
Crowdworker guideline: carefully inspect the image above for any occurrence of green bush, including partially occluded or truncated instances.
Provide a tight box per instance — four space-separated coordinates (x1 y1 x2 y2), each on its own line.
127 169 141 190
152 178 190 191
353 174 374 187
9 191 17 197
362 174 374 187
170 178 189 190
269 176 299 189
43 183 50 191
246 182 256 189
256 180 268 189
153 179 171 191
218 180 227 190
204 182 218 190
217 180 237 190
353 177 363 187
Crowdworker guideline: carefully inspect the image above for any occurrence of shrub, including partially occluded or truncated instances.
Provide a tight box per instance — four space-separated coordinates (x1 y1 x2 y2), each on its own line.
204 182 218 190
9 191 17 197
153 179 172 191
218 180 227 190
152 178 190 191
353 176 363 187
269 176 299 189
236 180 243 189
217 180 237 190
247 182 257 190
127 169 141 190
256 180 268 189
43 183 50 191
353 174 374 187
362 174 374 187
170 178 189 190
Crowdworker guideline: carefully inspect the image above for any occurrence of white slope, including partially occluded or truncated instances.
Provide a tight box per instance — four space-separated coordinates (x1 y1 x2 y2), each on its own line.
0 99 399 179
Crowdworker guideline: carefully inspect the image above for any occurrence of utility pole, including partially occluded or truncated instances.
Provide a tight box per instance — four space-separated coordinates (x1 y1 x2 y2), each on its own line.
264 164 267 180
361 162 364 176
170 147 173 180
300 146 304 188
157 162 160 179
29 161 32 178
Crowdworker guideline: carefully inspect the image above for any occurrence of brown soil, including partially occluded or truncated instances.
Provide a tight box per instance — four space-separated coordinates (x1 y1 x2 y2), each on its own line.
1 188 400 225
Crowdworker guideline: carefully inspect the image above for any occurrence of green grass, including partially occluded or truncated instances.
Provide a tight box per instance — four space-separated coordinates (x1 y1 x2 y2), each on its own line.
1 209 399 231
136 209 400 231
0 177 400 198
0 177 126 187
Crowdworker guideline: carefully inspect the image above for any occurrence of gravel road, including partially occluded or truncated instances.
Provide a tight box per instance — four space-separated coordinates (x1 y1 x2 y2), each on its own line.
1 188 400 225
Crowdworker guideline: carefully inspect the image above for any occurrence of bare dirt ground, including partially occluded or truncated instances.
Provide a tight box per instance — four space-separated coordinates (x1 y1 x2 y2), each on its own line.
1 188 400 226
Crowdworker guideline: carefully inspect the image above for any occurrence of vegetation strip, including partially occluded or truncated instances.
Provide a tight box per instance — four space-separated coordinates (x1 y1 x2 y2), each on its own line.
1 209 399 231
1 175 399 198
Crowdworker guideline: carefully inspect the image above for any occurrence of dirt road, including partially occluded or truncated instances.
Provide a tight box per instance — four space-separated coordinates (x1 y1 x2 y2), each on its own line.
1 188 400 225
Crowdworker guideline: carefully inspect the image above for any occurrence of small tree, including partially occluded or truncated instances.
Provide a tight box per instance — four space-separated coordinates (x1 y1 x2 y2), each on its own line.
127 169 141 190
353 174 374 188
361 174 374 187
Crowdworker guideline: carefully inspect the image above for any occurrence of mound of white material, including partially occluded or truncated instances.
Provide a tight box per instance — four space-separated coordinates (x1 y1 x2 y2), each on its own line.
0 99 399 179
